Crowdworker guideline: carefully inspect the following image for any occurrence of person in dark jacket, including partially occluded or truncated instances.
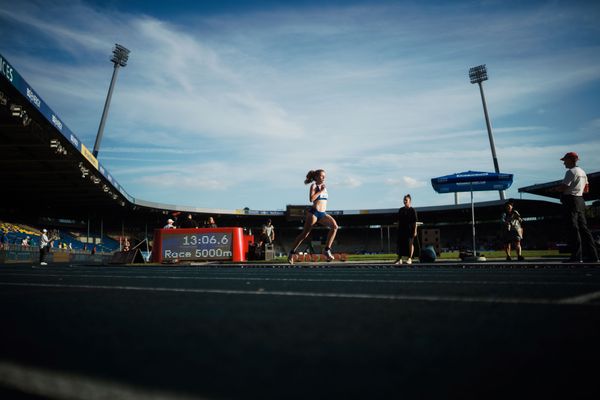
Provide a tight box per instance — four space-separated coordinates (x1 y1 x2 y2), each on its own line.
394 194 417 265
180 214 198 229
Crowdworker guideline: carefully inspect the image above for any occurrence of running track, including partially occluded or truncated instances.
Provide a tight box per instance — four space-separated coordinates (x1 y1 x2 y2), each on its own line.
1 262 599 399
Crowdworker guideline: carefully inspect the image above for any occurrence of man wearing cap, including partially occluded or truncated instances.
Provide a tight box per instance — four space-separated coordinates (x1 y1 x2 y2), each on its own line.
163 219 176 229
39 229 51 265
556 152 599 263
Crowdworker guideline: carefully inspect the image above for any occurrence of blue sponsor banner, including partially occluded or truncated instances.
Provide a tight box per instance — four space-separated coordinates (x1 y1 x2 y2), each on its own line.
1 52 76 147
1 52 134 203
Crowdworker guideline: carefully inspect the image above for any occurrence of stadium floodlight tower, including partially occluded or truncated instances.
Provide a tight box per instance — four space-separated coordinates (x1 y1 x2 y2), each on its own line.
93 43 130 158
469 64 505 200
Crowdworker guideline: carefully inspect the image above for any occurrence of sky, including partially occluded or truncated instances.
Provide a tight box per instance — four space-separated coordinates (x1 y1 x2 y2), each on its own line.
1 0 599 211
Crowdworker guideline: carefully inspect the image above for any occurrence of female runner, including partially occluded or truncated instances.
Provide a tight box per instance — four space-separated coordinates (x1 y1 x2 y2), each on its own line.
288 169 338 264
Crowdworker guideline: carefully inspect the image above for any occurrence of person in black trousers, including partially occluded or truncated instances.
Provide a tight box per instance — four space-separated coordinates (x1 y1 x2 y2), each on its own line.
394 194 417 265
555 152 599 263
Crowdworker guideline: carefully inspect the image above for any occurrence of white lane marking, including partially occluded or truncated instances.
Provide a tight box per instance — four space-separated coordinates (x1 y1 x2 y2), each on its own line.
0 282 596 306
4 267 592 281
1 272 597 286
0 360 206 400
558 290 600 304
7 266 592 275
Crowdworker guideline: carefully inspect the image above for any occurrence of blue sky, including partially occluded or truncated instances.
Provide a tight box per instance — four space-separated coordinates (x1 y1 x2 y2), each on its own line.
1 0 599 211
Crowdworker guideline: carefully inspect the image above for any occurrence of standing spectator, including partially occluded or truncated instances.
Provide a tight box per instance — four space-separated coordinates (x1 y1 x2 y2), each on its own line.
394 194 418 265
1 229 7 250
555 152 599 263
39 229 51 266
163 219 176 229
204 217 217 228
180 214 198 228
260 219 275 248
501 201 524 261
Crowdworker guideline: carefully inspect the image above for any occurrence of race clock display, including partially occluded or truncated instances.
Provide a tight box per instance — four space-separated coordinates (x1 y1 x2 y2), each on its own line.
151 227 247 263
162 232 232 261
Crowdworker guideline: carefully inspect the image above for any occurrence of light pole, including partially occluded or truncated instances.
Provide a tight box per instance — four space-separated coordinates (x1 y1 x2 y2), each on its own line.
93 43 130 158
469 64 505 200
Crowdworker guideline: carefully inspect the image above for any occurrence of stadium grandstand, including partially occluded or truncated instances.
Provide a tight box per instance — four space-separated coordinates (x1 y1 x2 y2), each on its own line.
1 51 599 264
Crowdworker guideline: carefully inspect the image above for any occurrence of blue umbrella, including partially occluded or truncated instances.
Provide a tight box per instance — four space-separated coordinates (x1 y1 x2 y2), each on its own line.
431 171 513 193
431 171 514 259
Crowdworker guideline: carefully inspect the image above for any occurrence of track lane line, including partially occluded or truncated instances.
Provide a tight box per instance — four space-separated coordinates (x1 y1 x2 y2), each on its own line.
1 272 598 286
558 290 600 304
0 360 207 400
1 281 597 306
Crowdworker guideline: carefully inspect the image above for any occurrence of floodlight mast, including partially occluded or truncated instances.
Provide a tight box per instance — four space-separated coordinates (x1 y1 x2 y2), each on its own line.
93 44 130 158
469 64 505 201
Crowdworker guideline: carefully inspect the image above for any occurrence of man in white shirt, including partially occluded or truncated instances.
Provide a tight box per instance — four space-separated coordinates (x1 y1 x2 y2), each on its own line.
261 219 275 245
556 152 598 263
163 219 176 229
39 229 51 265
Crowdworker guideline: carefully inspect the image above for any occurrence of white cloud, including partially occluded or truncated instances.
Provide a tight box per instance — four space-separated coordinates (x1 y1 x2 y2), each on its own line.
402 176 426 189
334 176 362 188
138 174 227 191
583 118 600 130
385 177 426 189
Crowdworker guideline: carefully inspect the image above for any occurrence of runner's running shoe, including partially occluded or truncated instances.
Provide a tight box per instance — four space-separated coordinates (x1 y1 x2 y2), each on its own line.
325 249 335 262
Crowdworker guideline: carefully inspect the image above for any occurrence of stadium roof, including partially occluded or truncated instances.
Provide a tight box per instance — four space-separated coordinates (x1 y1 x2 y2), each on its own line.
1 52 244 221
1 63 127 217
518 171 600 201
0 52 567 228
